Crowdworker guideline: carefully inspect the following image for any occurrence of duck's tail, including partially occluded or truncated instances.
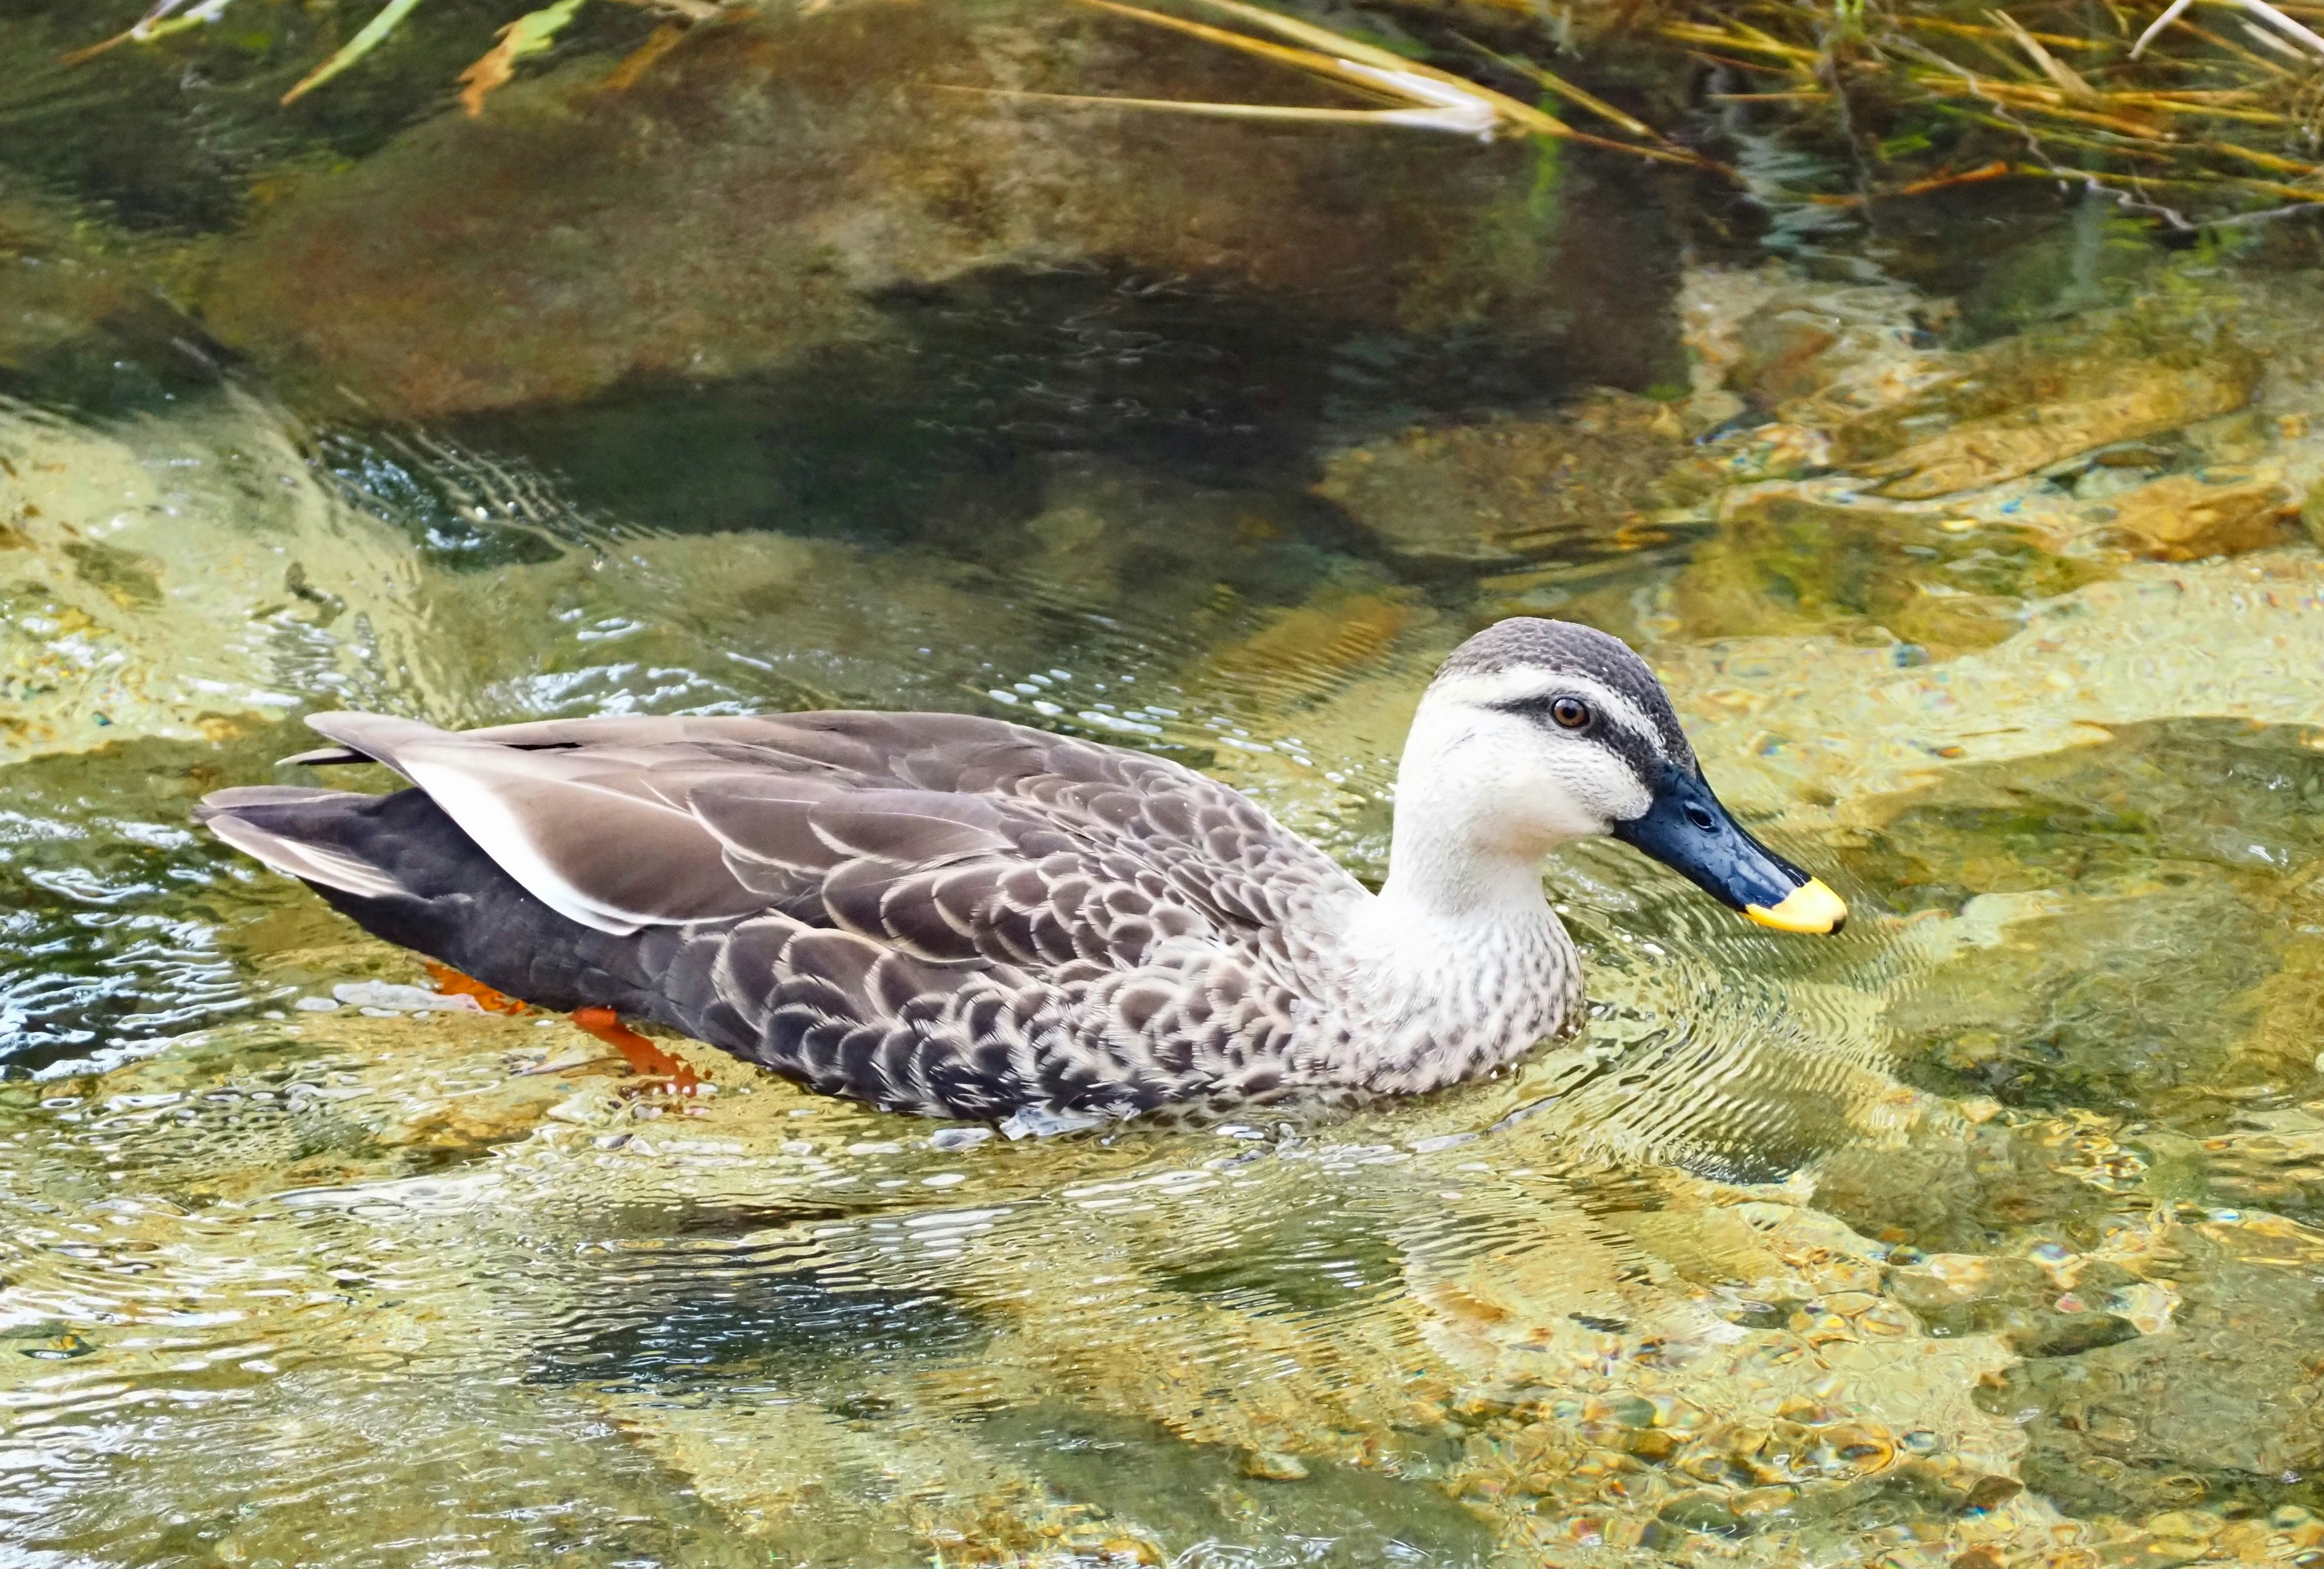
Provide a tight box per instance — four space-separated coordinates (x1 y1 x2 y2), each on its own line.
195 712 472 900
194 785 409 902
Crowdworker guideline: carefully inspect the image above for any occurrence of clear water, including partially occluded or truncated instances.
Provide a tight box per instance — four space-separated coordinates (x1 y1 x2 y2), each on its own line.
5 2 2324 1564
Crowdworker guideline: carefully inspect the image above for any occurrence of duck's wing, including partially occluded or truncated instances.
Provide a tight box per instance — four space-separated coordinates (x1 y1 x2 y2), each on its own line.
288 711 1352 967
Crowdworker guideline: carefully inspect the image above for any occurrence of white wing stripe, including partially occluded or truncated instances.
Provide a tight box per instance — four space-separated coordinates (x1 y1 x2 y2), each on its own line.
397 750 650 935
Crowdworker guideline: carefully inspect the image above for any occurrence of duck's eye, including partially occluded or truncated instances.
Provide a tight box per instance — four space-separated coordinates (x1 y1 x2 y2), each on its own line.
1549 697 1591 730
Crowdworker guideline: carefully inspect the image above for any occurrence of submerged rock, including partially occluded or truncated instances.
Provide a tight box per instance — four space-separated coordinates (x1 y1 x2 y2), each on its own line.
1411 1184 2040 1563
1669 489 2104 657
0 188 221 411
1842 718 2324 1121
1997 1217 2324 1517
1684 268 1940 422
1679 272 2279 517
1641 547 2324 827
197 0 1674 422
1831 327 2262 500
2095 469 2301 561
0 396 426 764
1948 198 2172 345
1313 391 1702 565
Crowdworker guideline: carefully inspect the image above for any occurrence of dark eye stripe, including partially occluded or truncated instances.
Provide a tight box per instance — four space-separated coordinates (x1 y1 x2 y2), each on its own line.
1492 692 1587 724
1494 692 1665 786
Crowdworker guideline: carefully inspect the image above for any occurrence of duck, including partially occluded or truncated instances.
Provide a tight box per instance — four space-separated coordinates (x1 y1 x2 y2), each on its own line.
196 617 1845 1122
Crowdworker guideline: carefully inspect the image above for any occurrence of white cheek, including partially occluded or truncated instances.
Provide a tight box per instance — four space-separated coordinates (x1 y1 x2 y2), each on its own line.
1431 718 1650 847
1546 742 1653 828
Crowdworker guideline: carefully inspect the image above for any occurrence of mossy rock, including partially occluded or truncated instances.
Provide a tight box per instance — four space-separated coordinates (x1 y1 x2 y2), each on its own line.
1670 492 2107 656
1843 719 2324 1124
1816 311 2262 499
197 0 1678 422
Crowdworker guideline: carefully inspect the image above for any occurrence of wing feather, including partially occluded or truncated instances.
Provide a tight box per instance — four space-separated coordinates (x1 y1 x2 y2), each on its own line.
248 706 1361 1119
390 743 760 935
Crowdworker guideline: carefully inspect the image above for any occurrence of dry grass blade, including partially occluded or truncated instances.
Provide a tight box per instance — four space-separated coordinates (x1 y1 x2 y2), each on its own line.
1658 21 1823 63
1683 49 1798 74
2177 15 2303 71
2231 172 2324 194
1069 0 1408 102
1460 34 1659 137
59 29 137 63
1672 0 2318 223
1927 71 2135 112
1943 103 2181 157
2001 96 2178 135
1168 0 1435 73
62 0 229 63
1903 16 2109 50
2204 136 2324 171
1157 0 1578 136
2121 96 2292 120
968 0 1736 166
932 84 1495 131
2240 0 2324 54
2240 16 2312 54
1808 157 2017 203
1987 8 2096 95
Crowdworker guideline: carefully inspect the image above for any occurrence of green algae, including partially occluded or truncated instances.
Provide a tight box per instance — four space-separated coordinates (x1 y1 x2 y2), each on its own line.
1672 492 2109 657
1853 720 2324 1133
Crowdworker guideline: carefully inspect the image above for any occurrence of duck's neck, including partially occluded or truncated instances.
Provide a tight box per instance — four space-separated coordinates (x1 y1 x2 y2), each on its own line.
1301 748 1583 1093
1377 804 1563 924
1373 699 1574 926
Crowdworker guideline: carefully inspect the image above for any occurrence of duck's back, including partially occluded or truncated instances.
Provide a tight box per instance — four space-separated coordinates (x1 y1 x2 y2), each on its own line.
199 710 1365 1119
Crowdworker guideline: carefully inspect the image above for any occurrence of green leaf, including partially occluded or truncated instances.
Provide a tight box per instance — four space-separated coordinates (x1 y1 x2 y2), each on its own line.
281 0 432 105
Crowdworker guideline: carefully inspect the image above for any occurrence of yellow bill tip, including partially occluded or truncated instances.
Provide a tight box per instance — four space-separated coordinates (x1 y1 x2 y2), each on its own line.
1745 877 1848 935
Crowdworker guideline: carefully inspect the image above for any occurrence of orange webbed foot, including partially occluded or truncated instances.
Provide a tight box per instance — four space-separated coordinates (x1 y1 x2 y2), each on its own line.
424 961 531 1016
571 1006 702 1094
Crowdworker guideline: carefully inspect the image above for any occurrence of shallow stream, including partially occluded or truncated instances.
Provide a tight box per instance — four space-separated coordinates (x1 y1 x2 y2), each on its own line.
5 1 2324 1564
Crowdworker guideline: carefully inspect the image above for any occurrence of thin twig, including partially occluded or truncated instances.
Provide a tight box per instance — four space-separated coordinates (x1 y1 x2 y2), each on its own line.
2176 15 2301 72
2131 0 2196 56
2236 0 2324 56
1807 158 2017 203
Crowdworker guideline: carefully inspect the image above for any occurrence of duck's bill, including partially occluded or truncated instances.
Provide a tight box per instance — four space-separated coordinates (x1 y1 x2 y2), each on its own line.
1610 766 1847 935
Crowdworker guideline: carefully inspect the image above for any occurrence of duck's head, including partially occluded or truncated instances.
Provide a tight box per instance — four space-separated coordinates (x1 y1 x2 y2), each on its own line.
1393 617 1846 934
